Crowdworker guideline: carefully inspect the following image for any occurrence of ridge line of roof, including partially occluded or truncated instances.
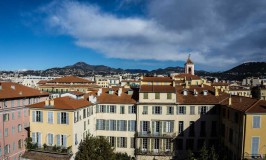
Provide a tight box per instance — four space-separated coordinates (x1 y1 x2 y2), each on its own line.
245 99 261 113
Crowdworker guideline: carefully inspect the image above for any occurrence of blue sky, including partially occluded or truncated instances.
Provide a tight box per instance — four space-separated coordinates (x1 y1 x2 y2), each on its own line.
0 0 265 71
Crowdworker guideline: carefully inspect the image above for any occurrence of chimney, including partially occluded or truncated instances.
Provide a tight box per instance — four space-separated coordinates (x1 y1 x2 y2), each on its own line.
108 88 114 94
183 89 188 96
50 99 54 106
118 88 122 96
203 90 208 96
201 83 204 88
19 91 23 95
0 83 2 90
45 100 49 106
11 85 15 90
215 88 219 96
128 89 133 95
193 89 198 96
229 95 232 106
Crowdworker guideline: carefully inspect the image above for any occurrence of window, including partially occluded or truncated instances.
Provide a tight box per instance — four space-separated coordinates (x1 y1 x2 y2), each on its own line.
229 128 233 144
110 105 116 113
211 121 217 136
130 137 135 148
164 121 174 133
251 137 260 154
11 100 14 107
4 144 10 154
117 120 127 131
96 119 105 130
176 139 183 150
190 106 195 115
83 109 86 118
32 132 42 147
3 113 9 122
166 139 171 150
48 112 53 124
141 121 150 133
75 134 78 145
155 93 160 99
109 120 116 131
24 109 27 117
189 121 195 137
143 93 148 99
178 121 184 136
142 138 148 150
18 111 21 118
120 106 125 114
4 128 8 137
128 120 136 132
84 121 86 131
109 137 115 147
57 112 69 124
253 116 260 128
13 142 16 151
200 121 206 137
117 137 127 148
47 133 53 146
178 106 186 114
32 111 43 122
18 124 22 132
153 106 162 115
186 139 194 150
12 112 15 120
167 93 172 99
12 126 15 134
98 105 106 113
167 106 174 115
200 106 207 114
143 106 148 114
18 139 23 149
57 134 67 147
154 139 159 150
128 106 136 114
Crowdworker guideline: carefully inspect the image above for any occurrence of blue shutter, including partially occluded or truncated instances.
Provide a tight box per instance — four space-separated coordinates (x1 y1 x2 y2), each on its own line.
40 112 43 122
128 120 131 131
176 106 179 115
96 105 99 113
57 112 61 124
38 132 41 147
114 106 116 113
32 111 36 122
252 137 259 154
32 132 36 143
63 135 67 147
184 106 186 114
57 135 60 146
128 106 131 114
140 121 143 132
66 113 69 124
152 106 155 114
160 106 162 114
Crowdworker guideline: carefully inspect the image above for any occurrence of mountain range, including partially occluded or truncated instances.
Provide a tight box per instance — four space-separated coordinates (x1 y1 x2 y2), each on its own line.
1 62 266 81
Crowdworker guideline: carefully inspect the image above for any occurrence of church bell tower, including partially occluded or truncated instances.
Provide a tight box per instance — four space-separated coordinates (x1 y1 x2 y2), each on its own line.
185 54 194 75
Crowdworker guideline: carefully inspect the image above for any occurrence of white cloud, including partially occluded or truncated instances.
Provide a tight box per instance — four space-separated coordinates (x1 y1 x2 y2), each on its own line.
40 0 239 68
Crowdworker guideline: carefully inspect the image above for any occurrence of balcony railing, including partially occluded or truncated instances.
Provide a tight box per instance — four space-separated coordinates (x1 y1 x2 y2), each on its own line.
136 132 176 138
135 149 174 156
29 145 72 155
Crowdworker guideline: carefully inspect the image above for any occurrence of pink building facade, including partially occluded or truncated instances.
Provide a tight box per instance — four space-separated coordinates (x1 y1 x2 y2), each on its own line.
0 82 49 160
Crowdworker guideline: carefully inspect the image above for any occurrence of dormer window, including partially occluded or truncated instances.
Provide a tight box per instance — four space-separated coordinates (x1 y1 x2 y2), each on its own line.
203 90 208 96
193 89 198 96
128 89 133 95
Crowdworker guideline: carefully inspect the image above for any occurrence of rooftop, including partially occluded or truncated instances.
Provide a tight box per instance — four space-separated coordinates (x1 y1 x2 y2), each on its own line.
0 82 49 100
47 76 94 84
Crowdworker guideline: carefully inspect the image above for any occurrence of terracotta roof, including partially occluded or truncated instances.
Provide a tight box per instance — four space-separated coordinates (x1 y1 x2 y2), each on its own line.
174 74 201 80
39 84 100 89
212 82 229 86
27 96 92 110
0 82 49 100
88 87 138 104
37 80 47 85
68 91 85 96
176 85 229 104
140 85 175 93
121 80 140 82
47 76 94 83
141 77 173 82
229 87 250 91
222 96 259 112
246 100 266 113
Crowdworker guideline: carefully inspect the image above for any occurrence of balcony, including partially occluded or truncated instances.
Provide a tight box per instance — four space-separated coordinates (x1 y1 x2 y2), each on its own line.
136 132 176 138
135 149 174 156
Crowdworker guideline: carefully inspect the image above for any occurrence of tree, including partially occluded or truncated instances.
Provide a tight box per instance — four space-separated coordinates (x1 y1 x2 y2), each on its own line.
75 134 115 160
198 143 208 160
75 134 132 160
209 146 219 160
187 150 195 160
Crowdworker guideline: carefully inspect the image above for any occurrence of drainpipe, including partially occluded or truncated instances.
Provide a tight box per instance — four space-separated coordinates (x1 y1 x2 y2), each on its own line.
241 114 247 159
